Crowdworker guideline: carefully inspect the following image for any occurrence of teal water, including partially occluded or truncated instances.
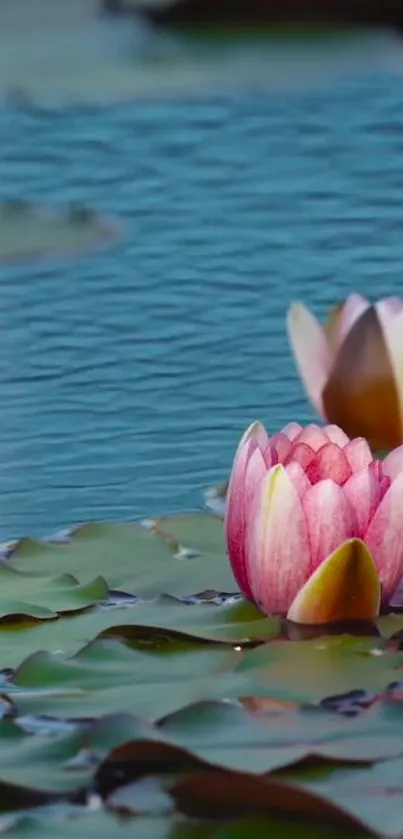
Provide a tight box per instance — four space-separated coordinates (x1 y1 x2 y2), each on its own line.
2 71 403 539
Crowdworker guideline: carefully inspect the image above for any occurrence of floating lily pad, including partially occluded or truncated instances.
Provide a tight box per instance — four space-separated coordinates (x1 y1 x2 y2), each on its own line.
0 712 147 805
236 636 402 702
9 517 235 600
5 632 403 724
0 1 397 103
10 637 244 721
0 811 319 839
281 755 403 838
0 510 403 836
0 597 277 671
148 513 226 556
0 564 108 620
0 202 120 264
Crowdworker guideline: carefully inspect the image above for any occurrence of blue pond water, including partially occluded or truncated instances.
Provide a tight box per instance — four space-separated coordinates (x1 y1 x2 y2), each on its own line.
1 67 403 540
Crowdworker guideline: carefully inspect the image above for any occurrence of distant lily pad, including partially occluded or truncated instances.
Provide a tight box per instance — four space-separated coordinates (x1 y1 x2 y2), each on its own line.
0 2 398 103
0 201 121 265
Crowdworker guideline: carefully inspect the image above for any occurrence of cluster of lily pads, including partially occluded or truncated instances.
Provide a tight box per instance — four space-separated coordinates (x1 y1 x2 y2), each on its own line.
0 508 402 837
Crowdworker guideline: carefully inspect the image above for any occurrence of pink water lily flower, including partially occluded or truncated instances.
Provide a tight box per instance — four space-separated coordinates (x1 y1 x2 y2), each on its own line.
287 294 403 451
225 421 403 624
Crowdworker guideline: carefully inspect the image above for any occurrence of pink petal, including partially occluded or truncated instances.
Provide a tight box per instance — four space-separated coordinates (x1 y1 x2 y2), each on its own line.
371 461 392 502
246 465 310 614
287 303 333 417
337 293 370 349
245 446 269 501
365 471 403 604
245 420 269 450
225 424 268 600
323 425 350 447
383 445 403 481
233 421 269 459
376 298 403 333
305 443 352 486
282 422 303 441
269 432 293 463
343 437 373 473
380 296 403 316
371 460 384 481
285 442 316 470
292 424 333 452
343 464 386 538
262 443 279 469
302 479 357 572
225 446 255 599
284 461 312 501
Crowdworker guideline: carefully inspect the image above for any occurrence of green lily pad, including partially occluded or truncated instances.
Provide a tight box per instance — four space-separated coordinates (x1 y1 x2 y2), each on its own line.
237 636 401 701
0 809 365 839
2 508 403 837
0 202 119 264
0 712 149 806
0 564 108 620
98 711 403 833
9 518 235 599
0 610 396 716
0 811 262 839
9 637 244 721
0 596 278 674
149 514 226 557
157 696 403 768
283 755 403 837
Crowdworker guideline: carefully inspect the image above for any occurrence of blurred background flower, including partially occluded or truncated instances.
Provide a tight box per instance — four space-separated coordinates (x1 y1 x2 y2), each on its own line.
287 296 403 452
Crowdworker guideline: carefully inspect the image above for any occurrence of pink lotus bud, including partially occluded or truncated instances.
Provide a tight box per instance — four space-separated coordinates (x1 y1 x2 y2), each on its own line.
226 421 403 624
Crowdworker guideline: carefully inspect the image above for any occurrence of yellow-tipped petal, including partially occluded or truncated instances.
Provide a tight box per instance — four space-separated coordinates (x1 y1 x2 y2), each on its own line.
287 539 381 625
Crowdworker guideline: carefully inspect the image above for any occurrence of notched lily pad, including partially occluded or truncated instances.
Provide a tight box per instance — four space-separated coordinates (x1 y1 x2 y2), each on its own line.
0 594 280 677
283 755 403 838
236 636 402 703
9 637 242 721
0 564 108 620
8 517 236 600
3 509 403 835
147 513 226 558
0 713 157 809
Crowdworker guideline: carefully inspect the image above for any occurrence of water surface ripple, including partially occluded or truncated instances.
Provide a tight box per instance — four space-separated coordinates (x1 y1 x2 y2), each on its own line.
1 73 403 538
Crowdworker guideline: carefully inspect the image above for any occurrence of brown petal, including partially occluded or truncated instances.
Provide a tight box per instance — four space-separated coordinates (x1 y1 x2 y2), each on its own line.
322 305 402 450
